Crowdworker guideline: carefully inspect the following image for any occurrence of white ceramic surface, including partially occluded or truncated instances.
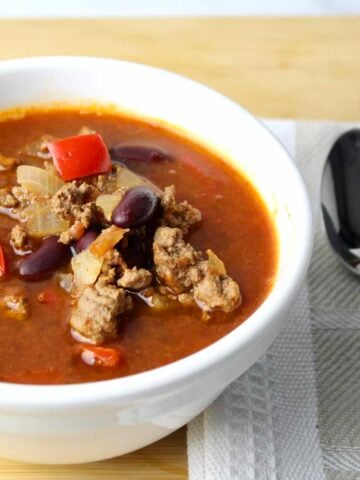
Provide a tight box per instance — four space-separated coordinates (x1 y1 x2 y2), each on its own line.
0 57 313 464
1 0 358 17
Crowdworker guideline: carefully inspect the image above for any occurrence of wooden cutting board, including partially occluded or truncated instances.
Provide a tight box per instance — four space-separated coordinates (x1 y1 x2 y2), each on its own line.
0 15 358 479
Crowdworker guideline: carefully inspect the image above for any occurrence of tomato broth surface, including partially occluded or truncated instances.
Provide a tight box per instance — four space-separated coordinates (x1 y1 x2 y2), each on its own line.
0 108 277 384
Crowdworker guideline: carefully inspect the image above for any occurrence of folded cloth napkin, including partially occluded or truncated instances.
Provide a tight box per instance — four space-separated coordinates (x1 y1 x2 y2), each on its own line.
187 120 360 480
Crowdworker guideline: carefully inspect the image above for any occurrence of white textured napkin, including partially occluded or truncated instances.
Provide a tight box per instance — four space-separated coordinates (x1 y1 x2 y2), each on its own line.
187 120 360 480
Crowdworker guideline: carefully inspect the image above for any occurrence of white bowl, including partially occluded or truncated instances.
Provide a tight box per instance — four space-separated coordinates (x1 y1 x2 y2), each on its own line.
0 56 312 464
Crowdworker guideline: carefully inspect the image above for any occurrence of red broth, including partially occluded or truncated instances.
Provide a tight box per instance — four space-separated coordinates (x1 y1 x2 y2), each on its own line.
0 108 277 384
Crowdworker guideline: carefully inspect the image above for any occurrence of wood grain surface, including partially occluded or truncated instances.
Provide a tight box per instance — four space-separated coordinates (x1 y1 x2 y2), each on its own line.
0 15 358 479
1 17 360 120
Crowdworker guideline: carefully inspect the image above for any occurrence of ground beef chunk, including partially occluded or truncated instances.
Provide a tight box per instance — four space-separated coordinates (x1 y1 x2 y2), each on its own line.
94 174 107 192
153 226 201 294
118 267 152 290
52 182 105 233
1 295 29 320
70 278 132 344
11 186 34 208
101 249 127 285
193 265 241 312
59 221 85 244
89 168 118 193
160 185 201 234
153 226 241 313
52 181 97 217
0 188 18 208
75 202 104 229
177 293 194 306
10 224 28 251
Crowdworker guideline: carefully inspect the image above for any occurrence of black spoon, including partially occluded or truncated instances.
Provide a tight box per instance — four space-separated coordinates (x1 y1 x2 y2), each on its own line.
321 129 360 275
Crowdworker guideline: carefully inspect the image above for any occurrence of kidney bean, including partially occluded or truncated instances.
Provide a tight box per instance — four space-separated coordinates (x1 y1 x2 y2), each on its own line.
75 229 98 253
110 145 167 163
19 236 71 277
112 186 159 228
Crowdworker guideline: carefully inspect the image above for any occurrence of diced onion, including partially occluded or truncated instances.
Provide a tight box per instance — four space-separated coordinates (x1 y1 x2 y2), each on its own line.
206 249 227 276
116 165 162 194
116 165 146 189
96 192 123 221
89 225 128 258
72 250 103 287
17 165 64 196
57 272 73 293
25 202 70 237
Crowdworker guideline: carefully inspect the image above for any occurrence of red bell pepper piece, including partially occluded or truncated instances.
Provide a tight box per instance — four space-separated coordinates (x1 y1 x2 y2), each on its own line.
78 345 124 367
0 245 6 276
48 133 111 181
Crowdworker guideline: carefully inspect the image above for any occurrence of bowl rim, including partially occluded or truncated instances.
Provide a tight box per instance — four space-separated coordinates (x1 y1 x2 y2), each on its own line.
0 56 313 410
